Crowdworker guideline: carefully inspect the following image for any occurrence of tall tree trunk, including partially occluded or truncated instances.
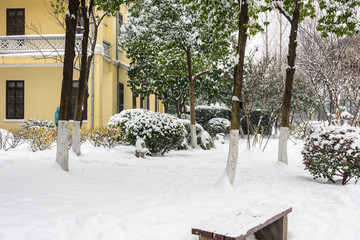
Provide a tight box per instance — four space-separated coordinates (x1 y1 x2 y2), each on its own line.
56 0 79 171
185 48 197 148
225 0 249 186
278 0 300 165
73 0 93 156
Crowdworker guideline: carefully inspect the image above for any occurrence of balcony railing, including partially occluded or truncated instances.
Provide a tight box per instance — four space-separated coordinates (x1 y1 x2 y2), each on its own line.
0 34 83 54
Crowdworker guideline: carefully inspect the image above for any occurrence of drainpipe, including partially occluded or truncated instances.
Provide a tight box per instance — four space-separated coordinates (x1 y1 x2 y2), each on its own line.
116 12 120 113
91 24 94 129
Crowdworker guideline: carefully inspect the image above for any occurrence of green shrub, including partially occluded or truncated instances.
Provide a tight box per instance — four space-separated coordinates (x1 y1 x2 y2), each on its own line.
302 125 360 185
193 105 231 127
120 110 185 155
205 118 231 137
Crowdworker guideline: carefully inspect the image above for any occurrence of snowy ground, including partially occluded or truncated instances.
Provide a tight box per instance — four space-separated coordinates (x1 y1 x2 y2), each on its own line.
0 138 359 240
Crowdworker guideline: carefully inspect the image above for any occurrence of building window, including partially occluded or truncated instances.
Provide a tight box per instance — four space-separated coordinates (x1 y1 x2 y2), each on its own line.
7 9 25 35
140 93 144 109
70 81 87 120
146 96 150 110
118 82 124 112
6 81 24 119
132 93 137 108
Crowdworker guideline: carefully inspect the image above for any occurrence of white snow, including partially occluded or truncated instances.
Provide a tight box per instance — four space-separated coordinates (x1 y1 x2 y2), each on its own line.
1 138 360 239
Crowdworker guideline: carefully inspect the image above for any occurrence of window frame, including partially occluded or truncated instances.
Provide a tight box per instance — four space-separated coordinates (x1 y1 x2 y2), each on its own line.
6 80 24 120
6 8 25 36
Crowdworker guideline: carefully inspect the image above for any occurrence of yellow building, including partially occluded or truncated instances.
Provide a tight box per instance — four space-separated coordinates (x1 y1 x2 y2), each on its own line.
0 0 163 130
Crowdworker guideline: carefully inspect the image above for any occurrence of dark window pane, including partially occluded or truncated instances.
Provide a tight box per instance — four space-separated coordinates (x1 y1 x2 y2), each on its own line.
6 80 24 119
7 9 25 35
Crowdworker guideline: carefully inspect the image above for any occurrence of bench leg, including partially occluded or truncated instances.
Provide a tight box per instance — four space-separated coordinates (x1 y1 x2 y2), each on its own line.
254 215 288 240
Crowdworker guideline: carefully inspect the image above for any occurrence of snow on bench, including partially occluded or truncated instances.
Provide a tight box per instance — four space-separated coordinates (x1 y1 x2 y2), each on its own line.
192 201 292 240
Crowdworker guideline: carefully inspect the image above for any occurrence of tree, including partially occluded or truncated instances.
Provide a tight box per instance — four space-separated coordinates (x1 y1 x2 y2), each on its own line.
298 18 360 126
225 0 250 185
264 0 315 164
56 0 80 171
53 0 123 169
121 0 235 148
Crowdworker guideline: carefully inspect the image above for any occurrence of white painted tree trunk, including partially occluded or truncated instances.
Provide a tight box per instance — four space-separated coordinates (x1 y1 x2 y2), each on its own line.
225 129 239 185
56 120 69 171
72 121 81 156
190 124 197 148
278 127 289 164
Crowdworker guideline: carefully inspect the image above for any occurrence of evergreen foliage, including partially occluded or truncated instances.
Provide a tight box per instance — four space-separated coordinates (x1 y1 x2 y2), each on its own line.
302 125 360 185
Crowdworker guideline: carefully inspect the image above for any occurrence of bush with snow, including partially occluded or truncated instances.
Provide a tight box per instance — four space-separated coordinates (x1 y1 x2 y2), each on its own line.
302 125 360 185
108 109 146 129
24 127 57 151
113 110 185 155
205 117 231 137
87 127 123 148
193 105 231 127
20 119 55 130
178 119 214 150
0 129 25 151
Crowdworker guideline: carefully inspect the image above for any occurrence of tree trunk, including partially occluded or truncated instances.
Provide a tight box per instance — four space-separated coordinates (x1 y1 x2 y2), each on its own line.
278 0 300 165
73 0 92 156
225 0 249 186
185 48 197 148
56 0 79 171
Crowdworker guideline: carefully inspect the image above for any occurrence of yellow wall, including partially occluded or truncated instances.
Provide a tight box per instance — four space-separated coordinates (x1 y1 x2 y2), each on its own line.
0 0 65 36
0 65 79 129
0 2 163 130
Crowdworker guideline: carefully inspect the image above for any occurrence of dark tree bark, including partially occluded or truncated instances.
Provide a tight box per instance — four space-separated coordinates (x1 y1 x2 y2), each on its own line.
277 0 300 165
59 0 80 121
225 0 249 186
185 47 197 148
57 0 80 171
279 0 300 128
74 0 93 122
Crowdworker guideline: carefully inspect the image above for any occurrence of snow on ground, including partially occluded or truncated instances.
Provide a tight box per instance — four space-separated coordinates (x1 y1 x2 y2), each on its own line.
0 138 359 240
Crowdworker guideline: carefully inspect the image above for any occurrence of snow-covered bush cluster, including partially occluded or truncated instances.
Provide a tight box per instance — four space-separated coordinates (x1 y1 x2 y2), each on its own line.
109 109 185 155
24 127 57 152
20 119 55 130
205 118 231 137
87 127 123 149
0 129 25 151
178 119 214 150
194 105 231 127
302 125 360 185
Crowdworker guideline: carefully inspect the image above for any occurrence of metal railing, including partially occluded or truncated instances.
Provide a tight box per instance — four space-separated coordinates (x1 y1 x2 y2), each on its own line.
0 34 83 54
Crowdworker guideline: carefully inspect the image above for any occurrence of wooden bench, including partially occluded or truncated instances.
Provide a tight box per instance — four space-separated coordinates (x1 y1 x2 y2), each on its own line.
192 202 292 240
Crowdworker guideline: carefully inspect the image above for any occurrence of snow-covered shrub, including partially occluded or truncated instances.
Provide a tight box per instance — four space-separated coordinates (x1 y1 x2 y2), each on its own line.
0 128 25 151
178 119 215 150
293 121 325 139
88 127 123 148
124 111 185 155
205 118 231 137
302 125 360 185
193 105 231 127
20 119 55 130
108 109 147 129
68 128 89 149
24 127 57 151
